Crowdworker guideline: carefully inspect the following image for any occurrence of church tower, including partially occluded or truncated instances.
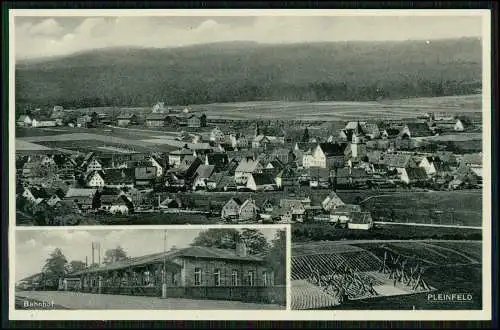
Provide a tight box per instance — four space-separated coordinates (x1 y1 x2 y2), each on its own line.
254 122 261 137
351 121 367 160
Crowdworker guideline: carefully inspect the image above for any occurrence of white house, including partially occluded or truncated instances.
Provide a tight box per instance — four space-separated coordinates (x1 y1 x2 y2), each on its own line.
31 118 57 128
348 212 373 230
16 115 33 127
210 127 225 143
418 157 437 176
85 158 103 173
234 158 263 185
86 171 105 188
192 165 215 190
149 156 165 177
322 191 346 211
454 119 466 132
303 145 326 168
246 173 277 191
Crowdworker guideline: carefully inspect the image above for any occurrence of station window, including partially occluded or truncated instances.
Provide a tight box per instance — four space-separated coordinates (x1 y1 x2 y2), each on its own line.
194 268 202 286
214 269 221 286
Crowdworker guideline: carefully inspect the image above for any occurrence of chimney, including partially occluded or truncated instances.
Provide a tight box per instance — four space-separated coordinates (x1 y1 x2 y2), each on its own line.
235 240 247 257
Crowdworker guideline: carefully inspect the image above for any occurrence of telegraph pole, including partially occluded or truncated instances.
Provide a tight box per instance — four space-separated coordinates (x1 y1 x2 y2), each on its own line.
162 230 167 299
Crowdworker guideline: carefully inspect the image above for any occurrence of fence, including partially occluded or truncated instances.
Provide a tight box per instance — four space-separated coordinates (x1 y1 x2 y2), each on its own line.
79 285 286 305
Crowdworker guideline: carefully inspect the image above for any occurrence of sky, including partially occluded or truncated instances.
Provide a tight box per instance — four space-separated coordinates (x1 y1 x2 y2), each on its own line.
13 14 484 60
15 227 282 281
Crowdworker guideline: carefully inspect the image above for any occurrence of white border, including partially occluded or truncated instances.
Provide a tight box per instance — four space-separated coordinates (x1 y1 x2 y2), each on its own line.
8 9 492 321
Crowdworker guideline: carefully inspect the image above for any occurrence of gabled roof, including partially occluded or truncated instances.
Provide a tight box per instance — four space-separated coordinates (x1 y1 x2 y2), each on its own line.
69 245 264 276
26 187 51 199
103 168 135 185
235 159 261 173
195 165 215 179
146 113 169 121
134 167 157 180
318 142 347 157
65 188 97 198
461 153 482 166
308 167 330 179
116 113 136 120
380 153 414 168
226 197 243 206
405 167 428 180
250 173 276 186
322 191 345 207
279 199 305 210
350 212 373 224
406 123 432 137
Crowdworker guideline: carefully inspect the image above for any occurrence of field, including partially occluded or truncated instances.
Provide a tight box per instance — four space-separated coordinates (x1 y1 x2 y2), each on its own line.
360 190 482 227
291 240 482 310
59 94 482 122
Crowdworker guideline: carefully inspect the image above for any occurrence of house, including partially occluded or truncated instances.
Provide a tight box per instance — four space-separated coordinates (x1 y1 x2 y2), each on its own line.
381 127 405 139
192 165 216 190
164 173 186 190
252 135 285 149
99 194 134 215
187 114 207 128
206 172 225 191
169 148 196 167
216 175 238 192
238 198 259 221
221 198 243 220
379 153 418 171
403 123 433 138
278 199 306 223
149 156 167 177
398 167 428 184
76 114 97 128
86 170 106 188
261 199 274 213
204 153 229 171
62 241 278 302
64 188 98 212
308 167 331 188
152 102 167 113
159 196 183 210
135 167 157 187
103 168 135 189
348 212 373 230
210 127 225 143
85 158 103 174
275 166 299 188
322 191 346 211
31 117 57 128
228 134 249 149
302 143 346 169
17 115 33 127
246 173 277 191
116 113 138 127
271 148 295 165
145 114 169 127
234 158 263 185
22 187 50 205
327 204 362 225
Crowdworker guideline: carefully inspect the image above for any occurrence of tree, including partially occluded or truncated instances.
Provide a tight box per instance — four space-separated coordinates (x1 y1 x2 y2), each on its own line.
240 229 271 255
68 260 86 273
265 230 287 285
191 228 240 250
191 228 271 255
103 246 129 264
42 248 68 288
302 127 310 143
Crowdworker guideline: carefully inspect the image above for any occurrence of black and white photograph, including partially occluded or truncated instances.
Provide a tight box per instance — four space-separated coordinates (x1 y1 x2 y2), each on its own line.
14 227 287 310
8 8 492 321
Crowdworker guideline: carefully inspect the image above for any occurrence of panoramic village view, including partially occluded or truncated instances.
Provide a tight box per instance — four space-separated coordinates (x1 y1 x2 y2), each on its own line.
13 14 485 311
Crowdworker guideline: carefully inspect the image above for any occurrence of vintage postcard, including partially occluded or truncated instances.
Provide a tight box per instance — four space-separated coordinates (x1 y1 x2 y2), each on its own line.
8 8 492 321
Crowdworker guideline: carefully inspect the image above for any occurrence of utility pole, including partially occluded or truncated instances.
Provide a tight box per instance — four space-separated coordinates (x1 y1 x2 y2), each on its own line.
162 230 167 299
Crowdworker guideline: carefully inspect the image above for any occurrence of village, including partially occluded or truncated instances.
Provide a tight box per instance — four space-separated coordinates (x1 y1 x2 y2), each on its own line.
15 102 483 228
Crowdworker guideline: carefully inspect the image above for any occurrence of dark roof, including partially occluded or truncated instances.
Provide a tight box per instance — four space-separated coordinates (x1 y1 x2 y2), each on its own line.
350 212 373 224
27 187 51 199
195 165 215 179
135 167 157 180
319 142 347 156
380 153 415 168
406 123 432 137
250 173 276 186
405 167 428 180
228 197 243 206
308 167 330 179
70 245 263 276
384 127 403 137
206 153 229 168
103 168 135 185
116 113 136 120
146 114 168 121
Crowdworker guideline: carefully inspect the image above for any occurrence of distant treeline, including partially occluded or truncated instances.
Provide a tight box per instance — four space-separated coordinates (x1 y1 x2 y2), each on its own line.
15 38 482 112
